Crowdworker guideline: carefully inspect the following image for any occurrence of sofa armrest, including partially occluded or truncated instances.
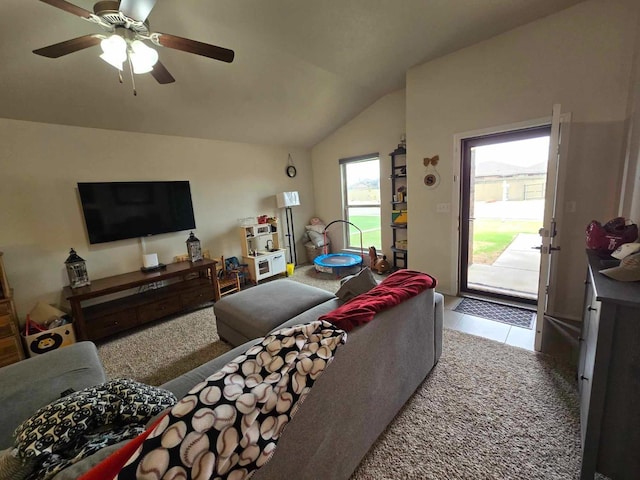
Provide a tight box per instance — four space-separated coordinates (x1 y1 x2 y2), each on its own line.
0 341 106 449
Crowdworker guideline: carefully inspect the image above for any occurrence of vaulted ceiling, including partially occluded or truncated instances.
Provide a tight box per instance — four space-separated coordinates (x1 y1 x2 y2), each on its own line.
1 0 584 148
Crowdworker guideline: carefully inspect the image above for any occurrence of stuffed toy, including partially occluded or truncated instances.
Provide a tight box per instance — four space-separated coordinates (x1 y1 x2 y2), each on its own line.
368 246 392 274
375 255 392 274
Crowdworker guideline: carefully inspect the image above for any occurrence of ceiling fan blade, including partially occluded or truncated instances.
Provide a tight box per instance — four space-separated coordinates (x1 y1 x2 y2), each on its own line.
33 35 102 58
155 33 235 63
119 0 157 21
151 61 175 84
39 0 93 18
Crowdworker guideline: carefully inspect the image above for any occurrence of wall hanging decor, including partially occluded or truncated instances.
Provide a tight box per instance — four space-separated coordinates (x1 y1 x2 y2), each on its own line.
423 155 441 189
286 153 297 178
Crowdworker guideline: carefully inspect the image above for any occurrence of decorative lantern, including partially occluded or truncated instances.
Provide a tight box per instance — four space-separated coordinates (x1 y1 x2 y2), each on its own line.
65 248 90 288
186 232 203 262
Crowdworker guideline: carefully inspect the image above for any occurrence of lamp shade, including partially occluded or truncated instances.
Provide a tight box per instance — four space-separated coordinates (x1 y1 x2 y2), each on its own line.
276 191 300 208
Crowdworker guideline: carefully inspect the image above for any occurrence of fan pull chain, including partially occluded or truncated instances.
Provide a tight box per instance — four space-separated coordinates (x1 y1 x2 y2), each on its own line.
118 70 123 84
127 53 137 96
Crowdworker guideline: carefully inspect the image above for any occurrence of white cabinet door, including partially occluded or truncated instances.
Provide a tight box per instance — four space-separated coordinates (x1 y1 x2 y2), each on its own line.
256 257 272 281
271 252 286 274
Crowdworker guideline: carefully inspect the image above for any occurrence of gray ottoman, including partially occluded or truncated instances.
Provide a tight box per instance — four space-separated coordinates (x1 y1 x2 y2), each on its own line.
214 279 336 346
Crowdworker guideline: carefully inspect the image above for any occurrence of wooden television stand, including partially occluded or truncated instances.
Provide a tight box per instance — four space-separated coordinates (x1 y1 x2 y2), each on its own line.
63 259 218 341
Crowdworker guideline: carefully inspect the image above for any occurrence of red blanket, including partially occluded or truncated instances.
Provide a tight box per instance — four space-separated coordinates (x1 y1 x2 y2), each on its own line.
319 269 437 331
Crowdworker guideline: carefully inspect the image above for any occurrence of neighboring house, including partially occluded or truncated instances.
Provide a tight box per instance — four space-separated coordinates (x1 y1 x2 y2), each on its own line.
473 161 547 202
1 0 639 358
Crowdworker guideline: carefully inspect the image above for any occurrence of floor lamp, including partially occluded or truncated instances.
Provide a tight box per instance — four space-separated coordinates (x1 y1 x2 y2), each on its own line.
276 191 300 265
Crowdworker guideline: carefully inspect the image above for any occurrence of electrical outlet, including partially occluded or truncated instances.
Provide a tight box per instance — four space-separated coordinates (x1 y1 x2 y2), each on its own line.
566 201 576 213
436 203 450 213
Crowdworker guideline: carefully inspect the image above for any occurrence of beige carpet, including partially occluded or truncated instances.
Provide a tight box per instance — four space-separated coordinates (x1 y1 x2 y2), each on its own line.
351 329 582 479
96 307 232 386
97 266 584 479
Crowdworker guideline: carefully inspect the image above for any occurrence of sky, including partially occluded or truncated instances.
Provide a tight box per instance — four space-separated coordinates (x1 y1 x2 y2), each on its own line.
474 136 550 167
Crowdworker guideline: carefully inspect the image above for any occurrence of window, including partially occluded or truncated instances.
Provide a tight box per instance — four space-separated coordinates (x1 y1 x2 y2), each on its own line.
340 154 381 250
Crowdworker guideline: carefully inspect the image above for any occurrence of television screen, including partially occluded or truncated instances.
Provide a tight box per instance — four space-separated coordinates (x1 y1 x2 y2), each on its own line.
78 181 196 244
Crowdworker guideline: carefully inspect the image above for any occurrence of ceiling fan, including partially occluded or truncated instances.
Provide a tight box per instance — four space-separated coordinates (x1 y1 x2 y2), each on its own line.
33 0 234 94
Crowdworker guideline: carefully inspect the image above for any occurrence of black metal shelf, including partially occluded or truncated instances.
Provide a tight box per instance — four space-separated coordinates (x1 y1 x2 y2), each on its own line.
390 144 408 270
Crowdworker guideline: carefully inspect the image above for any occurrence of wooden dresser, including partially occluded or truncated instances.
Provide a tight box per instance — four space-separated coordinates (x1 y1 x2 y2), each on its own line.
578 251 640 479
0 252 25 367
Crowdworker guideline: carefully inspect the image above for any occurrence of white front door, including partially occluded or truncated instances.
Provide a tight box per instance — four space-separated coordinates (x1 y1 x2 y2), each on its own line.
535 104 571 352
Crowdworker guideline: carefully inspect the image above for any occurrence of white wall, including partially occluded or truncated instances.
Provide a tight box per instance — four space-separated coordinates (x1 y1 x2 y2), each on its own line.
312 0 639 325
311 89 406 253
406 0 637 321
620 8 640 222
0 119 314 319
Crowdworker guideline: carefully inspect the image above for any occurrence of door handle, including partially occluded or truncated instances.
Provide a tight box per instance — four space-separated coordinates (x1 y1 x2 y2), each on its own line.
532 245 561 251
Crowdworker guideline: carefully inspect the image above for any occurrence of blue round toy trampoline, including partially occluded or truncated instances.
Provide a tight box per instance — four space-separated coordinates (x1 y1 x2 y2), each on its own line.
313 220 364 276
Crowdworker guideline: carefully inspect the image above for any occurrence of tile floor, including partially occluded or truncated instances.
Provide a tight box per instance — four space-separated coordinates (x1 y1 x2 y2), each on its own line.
443 295 536 351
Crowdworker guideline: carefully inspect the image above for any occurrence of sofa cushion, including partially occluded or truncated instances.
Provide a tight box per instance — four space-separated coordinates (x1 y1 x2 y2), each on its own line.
275 298 343 332
0 448 34 479
335 267 378 302
214 279 336 346
0 342 106 451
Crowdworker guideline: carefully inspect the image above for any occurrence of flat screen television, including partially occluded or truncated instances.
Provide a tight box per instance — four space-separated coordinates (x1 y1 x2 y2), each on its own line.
77 181 196 244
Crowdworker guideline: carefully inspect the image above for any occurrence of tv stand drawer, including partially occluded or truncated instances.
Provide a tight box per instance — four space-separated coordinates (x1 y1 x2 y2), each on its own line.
181 285 214 308
137 296 182 324
86 309 138 340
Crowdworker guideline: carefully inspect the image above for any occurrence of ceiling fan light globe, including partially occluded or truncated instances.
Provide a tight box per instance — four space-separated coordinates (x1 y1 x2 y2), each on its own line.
130 57 153 74
99 52 124 71
131 40 158 64
100 34 126 56
130 40 158 74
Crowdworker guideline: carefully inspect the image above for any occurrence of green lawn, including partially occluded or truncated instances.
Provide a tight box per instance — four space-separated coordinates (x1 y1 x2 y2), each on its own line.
338 216 536 261
472 219 540 264
347 215 381 249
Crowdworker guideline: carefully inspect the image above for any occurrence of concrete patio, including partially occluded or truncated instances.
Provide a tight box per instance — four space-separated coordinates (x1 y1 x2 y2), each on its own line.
467 199 543 301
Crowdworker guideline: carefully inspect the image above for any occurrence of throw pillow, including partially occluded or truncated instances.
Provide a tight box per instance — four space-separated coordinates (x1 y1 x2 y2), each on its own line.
305 224 326 234
14 388 120 459
335 267 378 302
307 230 328 248
13 379 176 460
103 379 177 424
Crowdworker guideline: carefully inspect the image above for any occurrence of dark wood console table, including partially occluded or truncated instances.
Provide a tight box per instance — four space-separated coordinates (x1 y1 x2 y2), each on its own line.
63 259 217 341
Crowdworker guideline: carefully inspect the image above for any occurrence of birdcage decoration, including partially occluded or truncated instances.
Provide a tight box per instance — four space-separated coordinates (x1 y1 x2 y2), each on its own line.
65 248 90 288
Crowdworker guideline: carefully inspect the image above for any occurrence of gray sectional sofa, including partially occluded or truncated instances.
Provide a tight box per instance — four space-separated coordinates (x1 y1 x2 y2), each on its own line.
0 276 443 479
